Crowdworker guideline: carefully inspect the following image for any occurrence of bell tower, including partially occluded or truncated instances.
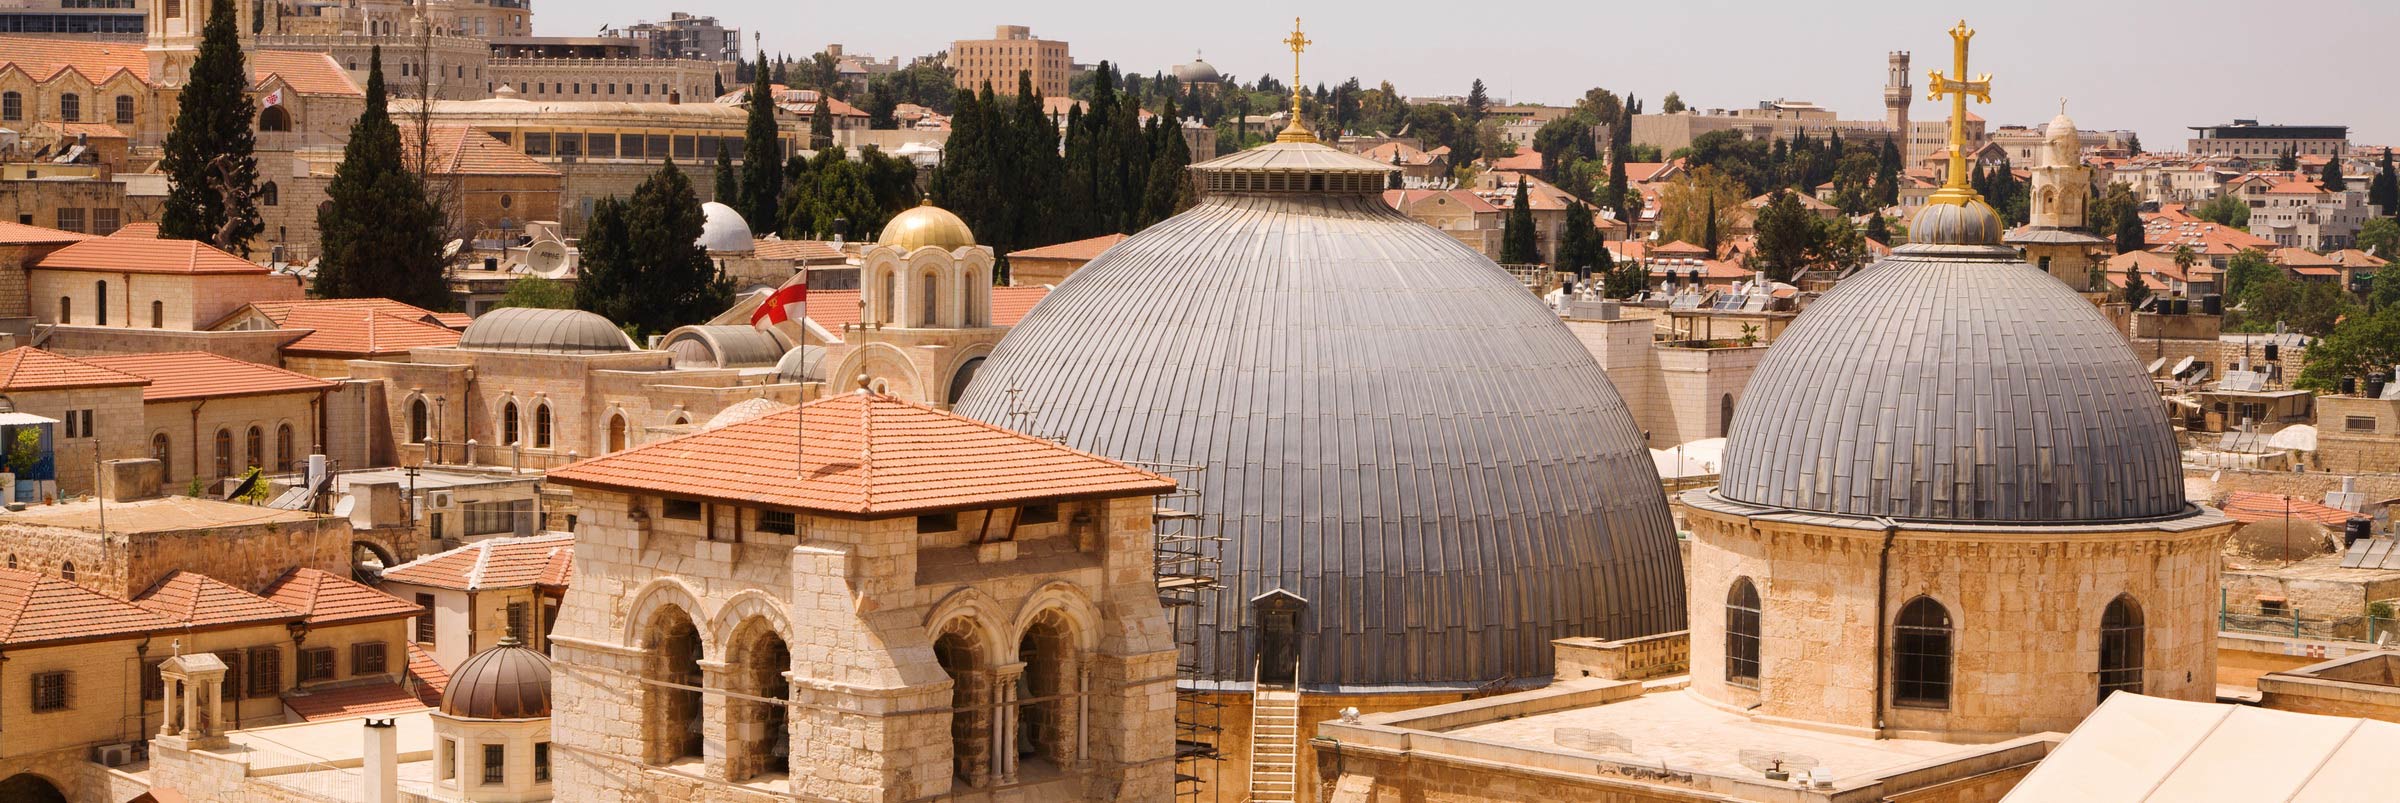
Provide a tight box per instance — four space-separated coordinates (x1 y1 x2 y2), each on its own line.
1884 51 1911 140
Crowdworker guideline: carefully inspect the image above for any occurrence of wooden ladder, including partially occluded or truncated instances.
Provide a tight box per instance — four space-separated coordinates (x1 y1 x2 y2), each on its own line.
1247 687 1302 802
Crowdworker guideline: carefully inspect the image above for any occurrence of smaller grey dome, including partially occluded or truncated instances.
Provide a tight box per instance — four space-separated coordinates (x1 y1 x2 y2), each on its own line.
772 345 827 383
1910 199 2004 246
1171 56 1221 84
458 308 637 354
661 325 788 369
441 641 551 720
698 202 755 253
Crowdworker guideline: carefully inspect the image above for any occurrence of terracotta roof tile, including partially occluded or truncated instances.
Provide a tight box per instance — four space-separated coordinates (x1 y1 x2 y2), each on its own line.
1384 188 1499 214
2270 247 2342 268
131 570 300 628
0 566 175 647
2222 492 2358 527
547 393 1176 516
1651 240 1711 257
260 568 424 626
1007 233 1129 261
752 239 846 262
413 126 558 176
32 237 268 275
0 36 148 83
0 346 148 391
277 307 463 357
380 533 574 591
234 298 435 326
0 220 93 245
2331 249 2388 268
283 681 429 721
82 351 335 402
406 642 449 705
429 312 472 329
109 221 159 238
990 286 1047 325
802 287 1046 335
43 121 126 140
248 50 362 97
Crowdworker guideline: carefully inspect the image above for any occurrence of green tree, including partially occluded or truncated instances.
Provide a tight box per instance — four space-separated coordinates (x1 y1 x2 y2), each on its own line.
1465 79 1490 123
1500 176 1538 264
1828 151 1880 216
1141 96 1195 226
2105 184 2144 254
739 51 784 231
2122 266 2150 309
810 92 835 150
712 146 737 203
313 47 448 309
2296 306 2400 392
2222 248 2280 303
1751 189 1815 283
2371 148 2398 215
2355 217 2400 261
495 276 574 310
159 0 260 253
2195 192 2250 228
1864 213 1891 245
574 160 732 336
1660 92 1685 114
2321 158 2348 192
1656 166 1743 247
1556 199 1607 279
2277 148 2298 172
2370 268 2400 311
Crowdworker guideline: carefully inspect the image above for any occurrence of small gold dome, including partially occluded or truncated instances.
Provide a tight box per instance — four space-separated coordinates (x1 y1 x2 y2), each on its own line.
878 200 976 251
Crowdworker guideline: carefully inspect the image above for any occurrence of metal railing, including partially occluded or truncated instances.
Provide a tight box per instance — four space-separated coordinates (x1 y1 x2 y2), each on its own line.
2219 595 2400 646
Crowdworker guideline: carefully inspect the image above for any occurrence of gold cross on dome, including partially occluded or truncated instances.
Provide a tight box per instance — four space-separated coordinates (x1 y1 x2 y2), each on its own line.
1275 18 1319 143
1926 20 1993 202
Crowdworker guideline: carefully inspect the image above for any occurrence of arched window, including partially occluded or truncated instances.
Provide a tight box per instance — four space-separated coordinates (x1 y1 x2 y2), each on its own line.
1893 596 1953 710
276 423 294 469
259 104 292 132
502 401 520 445
919 272 939 327
1018 609 1083 769
58 93 79 122
641 607 705 763
1725 577 1761 689
150 300 163 328
2099 595 2144 703
1719 393 1736 438
57 296 69 324
1 92 20 122
533 404 552 449
606 414 627 453
150 432 170 464
213 428 232 478
261 182 278 206
964 269 985 327
60 561 74 581
114 94 133 125
408 398 430 443
93 280 107 325
876 270 895 324
245 426 263 470
726 620 791 780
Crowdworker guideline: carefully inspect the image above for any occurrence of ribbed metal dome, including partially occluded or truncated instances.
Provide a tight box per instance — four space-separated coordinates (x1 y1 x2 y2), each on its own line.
1717 240 2188 523
954 143 1685 689
440 640 552 719
458 308 637 354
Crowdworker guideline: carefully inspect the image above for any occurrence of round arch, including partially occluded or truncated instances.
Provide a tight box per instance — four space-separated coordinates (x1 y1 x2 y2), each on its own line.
709 589 794 651
1008 581 1103 660
923 586 1010 661
829 342 925 400
0 773 66 803
625 578 714 657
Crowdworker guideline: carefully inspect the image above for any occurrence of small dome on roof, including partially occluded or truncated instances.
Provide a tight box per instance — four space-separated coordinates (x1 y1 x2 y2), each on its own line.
441 640 551 720
773 344 827 384
660 324 787 369
458 307 637 354
878 200 975 251
1909 199 2005 246
698 201 755 253
1172 55 1221 84
703 397 792 430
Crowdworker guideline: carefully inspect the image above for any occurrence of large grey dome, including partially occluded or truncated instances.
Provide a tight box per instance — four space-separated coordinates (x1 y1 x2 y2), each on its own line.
955 142 1684 689
1717 239 2188 523
458 308 637 354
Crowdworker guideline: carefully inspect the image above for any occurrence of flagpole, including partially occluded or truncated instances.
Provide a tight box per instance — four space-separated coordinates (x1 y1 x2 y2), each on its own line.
796 265 809 482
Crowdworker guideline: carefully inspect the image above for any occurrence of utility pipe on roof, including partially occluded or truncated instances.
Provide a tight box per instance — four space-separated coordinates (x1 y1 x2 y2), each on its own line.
1871 516 1899 736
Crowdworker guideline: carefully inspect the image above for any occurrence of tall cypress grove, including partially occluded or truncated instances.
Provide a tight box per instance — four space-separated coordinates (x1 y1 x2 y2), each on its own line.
314 47 448 309
738 50 784 231
159 0 261 253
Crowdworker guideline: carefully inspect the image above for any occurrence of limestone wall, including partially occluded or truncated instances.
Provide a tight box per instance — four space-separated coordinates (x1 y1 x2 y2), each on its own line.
39 326 299 364
0 507 349 599
2 386 147 496
27 270 304 330
2316 395 2400 475
1684 500 2229 740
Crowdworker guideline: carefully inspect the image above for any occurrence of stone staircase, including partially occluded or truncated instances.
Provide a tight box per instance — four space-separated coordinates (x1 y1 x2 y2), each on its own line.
1248 688 1301 802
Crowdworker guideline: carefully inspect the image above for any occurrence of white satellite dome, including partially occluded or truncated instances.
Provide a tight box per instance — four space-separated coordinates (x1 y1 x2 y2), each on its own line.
697 202 756 253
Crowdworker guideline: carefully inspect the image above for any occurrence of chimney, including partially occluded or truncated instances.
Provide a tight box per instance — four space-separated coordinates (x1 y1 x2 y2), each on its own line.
100 458 162 502
363 717 399 803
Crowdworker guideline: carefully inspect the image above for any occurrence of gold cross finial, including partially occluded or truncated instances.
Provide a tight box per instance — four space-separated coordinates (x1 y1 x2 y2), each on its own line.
1925 19 1993 204
1276 17 1319 143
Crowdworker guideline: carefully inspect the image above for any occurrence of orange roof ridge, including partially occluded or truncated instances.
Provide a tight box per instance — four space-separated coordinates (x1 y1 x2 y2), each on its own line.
132 570 301 627
0 346 149 391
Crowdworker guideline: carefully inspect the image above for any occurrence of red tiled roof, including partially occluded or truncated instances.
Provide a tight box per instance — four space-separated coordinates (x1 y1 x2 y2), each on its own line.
802 287 1046 335
2331 249 2388 268
547 393 1176 516
32 238 267 275
249 50 362 97
132 571 300 628
380 533 574 592
232 298 437 327
406 642 449 705
990 286 1047 324
0 346 147 391
753 239 847 262
414 126 558 176
429 312 472 329
2222 492 2359 527
1652 240 1711 257
82 351 336 402
1488 150 1544 172
1385 188 1499 214
110 222 159 238
0 220 93 245
277 307 463 357
1007 233 1130 261
0 36 148 83
44 121 126 140
0 566 175 647
283 681 429 721
2270 247 2342 268
260 568 424 626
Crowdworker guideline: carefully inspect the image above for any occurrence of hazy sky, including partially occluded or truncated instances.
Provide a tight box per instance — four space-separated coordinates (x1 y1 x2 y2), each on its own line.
544 1 2398 148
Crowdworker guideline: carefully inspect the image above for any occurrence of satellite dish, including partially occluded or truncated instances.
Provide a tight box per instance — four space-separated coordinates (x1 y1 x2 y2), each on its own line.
2171 356 2196 377
526 240 571 278
442 239 464 260
2146 357 2168 375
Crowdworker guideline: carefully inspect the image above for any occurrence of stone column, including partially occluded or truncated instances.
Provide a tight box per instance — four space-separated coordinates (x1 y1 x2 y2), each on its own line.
180 679 199 739
159 678 180 737
698 660 732 780
991 662 1024 786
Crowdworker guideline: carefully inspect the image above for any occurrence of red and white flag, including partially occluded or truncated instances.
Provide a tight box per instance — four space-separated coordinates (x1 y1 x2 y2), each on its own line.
261 88 283 109
750 274 808 330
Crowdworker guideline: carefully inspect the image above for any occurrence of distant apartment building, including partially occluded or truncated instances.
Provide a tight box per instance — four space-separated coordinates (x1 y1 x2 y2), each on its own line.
2227 173 2376 250
1630 99 1901 154
0 0 146 35
952 25 1069 97
606 11 741 62
2188 120 2349 159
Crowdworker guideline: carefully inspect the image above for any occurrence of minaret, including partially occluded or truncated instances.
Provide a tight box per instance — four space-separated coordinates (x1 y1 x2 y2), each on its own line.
1884 50 1911 146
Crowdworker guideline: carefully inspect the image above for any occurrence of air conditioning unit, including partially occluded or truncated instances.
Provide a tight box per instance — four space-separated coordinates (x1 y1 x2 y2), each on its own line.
428 491 456 510
93 742 136 767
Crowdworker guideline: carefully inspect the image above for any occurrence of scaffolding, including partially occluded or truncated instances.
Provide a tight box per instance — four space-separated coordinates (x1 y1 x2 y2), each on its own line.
1137 460 1224 803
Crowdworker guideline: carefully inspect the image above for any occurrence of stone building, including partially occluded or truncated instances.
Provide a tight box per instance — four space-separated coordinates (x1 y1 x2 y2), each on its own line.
2006 109 2110 291
380 532 573 672
953 105 1685 799
78 350 334 489
0 346 148 495
428 640 557 801
2316 392 2400 475
950 25 1069 98
27 235 303 330
543 393 1178 801
1002 233 1125 287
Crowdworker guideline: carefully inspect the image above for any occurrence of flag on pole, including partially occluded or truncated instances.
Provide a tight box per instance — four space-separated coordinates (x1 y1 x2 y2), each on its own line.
261 88 284 109
750 275 808 330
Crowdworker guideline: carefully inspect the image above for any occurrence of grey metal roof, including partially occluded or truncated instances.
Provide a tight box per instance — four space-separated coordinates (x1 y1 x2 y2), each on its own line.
2004 226 2111 246
659 325 786 369
1717 242 2188 524
772 345 827 384
457 307 637 354
1189 140 1399 175
954 182 1686 689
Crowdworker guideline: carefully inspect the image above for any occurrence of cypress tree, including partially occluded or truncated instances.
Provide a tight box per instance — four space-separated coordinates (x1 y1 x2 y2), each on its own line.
2277 148 2297 172
1864 213 1891 245
1702 191 1719 256
159 0 261 254
1500 177 1538 264
2371 148 2398 215
739 50 784 230
810 92 835 150
1142 96 1195 225
2122 266 2150 309
1606 154 1631 221
2321 158 2347 193
314 47 447 309
575 160 731 335
1008 72 1063 247
712 146 737 203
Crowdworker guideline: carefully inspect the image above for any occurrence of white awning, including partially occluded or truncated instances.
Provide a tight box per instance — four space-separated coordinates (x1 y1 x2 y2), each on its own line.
0 412 59 426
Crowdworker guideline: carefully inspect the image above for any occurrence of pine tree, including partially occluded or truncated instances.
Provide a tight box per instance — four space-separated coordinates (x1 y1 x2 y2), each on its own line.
575 160 731 335
713 146 737 203
1466 79 1490 122
159 0 261 254
2371 148 2398 215
1558 199 1600 279
313 47 447 309
1660 92 1685 114
2278 148 2298 172
1864 213 1891 245
2321 157 2347 193
2114 200 2145 255
1500 176 1538 264
738 50 784 231
810 91 835 151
